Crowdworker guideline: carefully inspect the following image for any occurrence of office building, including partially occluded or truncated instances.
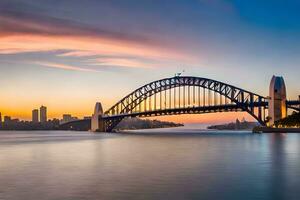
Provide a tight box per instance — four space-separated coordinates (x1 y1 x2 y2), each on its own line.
32 109 39 123
61 114 78 124
4 116 11 123
40 106 47 123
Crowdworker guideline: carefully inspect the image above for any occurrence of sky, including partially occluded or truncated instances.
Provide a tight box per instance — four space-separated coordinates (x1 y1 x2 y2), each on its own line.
0 0 300 124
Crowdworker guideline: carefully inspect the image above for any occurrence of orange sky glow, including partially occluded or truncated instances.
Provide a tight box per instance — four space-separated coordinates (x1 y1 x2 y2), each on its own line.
1 4 299 125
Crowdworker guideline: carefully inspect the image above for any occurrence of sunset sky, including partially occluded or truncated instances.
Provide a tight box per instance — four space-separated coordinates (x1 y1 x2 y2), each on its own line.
1 0 300 123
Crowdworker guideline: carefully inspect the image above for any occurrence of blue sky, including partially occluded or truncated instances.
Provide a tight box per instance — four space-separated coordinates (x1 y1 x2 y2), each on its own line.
0 0 299 121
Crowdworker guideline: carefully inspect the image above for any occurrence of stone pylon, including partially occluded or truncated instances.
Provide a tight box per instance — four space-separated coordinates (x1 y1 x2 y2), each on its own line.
268 76 287 126
91 102 105 132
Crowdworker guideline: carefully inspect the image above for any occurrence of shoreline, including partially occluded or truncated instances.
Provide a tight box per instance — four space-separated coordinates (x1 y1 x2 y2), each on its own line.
253 127 300 133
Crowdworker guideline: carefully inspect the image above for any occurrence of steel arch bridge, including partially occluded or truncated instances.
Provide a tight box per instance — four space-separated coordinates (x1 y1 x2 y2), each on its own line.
100 76 270 132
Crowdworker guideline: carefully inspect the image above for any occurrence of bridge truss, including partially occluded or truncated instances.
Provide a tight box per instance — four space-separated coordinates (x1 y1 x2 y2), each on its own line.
102 76 269 132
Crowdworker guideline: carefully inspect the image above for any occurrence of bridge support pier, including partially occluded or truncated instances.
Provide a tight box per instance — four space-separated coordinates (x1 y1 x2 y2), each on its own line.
268 76 287 126
91 102 105 132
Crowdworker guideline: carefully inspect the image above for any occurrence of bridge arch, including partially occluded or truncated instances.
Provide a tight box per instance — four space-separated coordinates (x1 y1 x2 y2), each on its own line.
102 76 268 132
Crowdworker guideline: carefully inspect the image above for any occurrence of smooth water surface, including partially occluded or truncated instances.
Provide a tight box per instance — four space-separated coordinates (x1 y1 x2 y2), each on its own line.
0 129 300 200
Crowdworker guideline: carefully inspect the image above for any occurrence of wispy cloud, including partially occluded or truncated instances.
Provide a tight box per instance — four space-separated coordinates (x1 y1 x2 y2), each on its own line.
35 61 100 73
0 10 194 70
0 10 155 45
88 58 157 69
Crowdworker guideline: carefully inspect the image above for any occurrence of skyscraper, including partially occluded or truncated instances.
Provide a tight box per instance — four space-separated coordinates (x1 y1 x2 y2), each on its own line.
0 112 2 126
32 109 39 123
4 116 11 123
40 106 47 123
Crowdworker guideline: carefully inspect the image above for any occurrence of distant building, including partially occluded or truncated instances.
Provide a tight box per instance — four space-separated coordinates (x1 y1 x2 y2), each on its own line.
0 112 2 127
32 109 39 123
11 118 19 123
64 114 72 120
235 119 241 130
60 114 78 124
40 106 47 123
62 114 72 123
84 116 91 120
4 116 11 124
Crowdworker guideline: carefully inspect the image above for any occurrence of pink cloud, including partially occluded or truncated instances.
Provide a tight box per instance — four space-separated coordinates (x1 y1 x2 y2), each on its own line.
0 11 198 70
35 61 100 73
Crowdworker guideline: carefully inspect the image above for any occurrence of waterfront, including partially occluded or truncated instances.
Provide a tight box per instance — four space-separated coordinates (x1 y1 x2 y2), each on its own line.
1 129 300 200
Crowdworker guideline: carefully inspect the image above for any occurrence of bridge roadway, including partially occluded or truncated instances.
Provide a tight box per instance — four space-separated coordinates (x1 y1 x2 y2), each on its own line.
102 103 266 118
287 100 300 112
59 100 299 131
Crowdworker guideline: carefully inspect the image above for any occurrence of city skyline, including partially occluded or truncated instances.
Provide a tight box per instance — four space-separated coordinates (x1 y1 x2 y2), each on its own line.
2 106 82 122
1 0 300 123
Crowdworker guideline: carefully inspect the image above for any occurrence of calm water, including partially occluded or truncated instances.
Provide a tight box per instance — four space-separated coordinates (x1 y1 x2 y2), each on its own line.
0 129 300 200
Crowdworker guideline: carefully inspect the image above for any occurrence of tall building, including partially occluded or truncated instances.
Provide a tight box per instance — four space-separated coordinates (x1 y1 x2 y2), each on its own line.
32 109 39 123
0 112 2 127
268 76 287 126
63 114 72 122
40 105 47 123
4 116 11 123
60 114 78 124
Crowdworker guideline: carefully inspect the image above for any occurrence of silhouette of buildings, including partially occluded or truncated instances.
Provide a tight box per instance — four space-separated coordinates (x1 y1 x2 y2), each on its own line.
60 114 78 124
235 119 241 130
207 119 258 130
0 118 60 130
40 106 47 123
32 109 39 123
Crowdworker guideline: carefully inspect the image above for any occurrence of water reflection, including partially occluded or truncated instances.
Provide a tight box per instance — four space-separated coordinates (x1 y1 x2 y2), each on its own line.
269 133 300 200
269 133 287 200
0 131 300 200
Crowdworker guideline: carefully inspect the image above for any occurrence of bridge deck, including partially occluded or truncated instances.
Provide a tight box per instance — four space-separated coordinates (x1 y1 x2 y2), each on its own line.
102 103 267 119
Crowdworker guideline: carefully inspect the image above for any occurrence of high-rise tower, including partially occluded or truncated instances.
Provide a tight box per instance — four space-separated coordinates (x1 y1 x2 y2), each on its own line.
40 106 47 123
268 76 287 126
32 109 39 123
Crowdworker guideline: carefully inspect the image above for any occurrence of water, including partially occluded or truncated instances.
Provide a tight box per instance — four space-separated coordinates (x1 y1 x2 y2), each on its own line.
0 129 300 200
